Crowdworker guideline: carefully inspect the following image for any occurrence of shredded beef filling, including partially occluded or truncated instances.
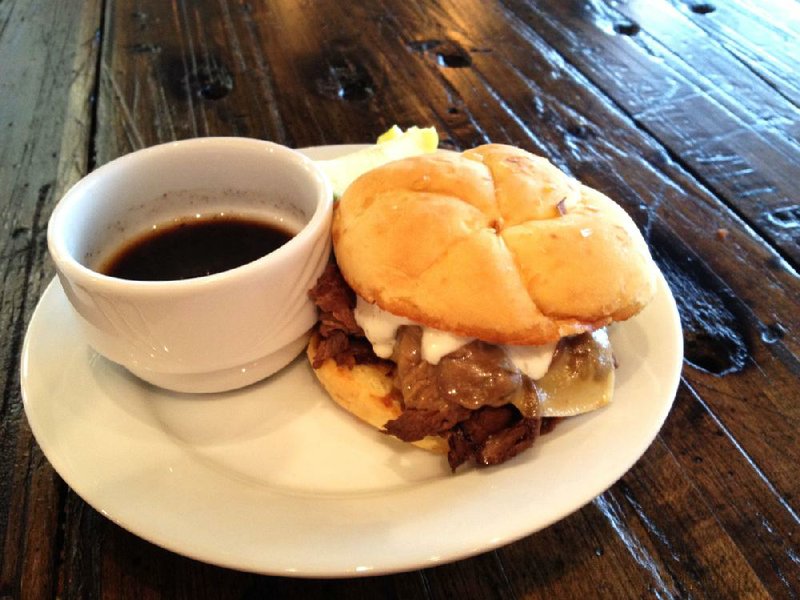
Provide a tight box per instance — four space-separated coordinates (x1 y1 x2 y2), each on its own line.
308 262 387 369
386 326 542 470
308 261 557 470
448 405 541 470
384 326 472 439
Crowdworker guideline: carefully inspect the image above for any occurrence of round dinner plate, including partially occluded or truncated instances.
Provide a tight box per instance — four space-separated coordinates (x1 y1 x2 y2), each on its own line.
21 145 683 577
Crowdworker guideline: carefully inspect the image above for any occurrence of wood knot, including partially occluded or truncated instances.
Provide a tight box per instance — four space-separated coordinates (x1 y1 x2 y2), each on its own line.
313 53 375 101
408 38 473 68
172 56 234 100
650 227 749 376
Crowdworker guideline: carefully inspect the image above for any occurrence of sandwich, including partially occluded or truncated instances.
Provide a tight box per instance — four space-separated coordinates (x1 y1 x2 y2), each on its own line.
307 143 657 470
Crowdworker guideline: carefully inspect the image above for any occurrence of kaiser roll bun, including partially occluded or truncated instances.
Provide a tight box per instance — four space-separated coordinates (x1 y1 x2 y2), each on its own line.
332 143 657 346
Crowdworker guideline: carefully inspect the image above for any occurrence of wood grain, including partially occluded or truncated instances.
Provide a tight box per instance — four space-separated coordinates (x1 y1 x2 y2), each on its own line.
500 0 800 267
0 2 102 599
2 0 799 598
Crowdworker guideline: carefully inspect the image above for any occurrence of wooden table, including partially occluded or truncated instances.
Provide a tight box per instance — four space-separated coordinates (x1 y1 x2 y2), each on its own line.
3 1 799 597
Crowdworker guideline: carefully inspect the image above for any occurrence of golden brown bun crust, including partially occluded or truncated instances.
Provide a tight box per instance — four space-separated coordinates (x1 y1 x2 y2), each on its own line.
306 334 447 453
332 144 657 345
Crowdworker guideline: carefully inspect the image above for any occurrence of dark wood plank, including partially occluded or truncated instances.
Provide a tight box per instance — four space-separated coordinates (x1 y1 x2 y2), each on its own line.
498 0 800 267
95 0 452 161
496 433 772 598
604 440 770 597
96 0 289 157
0 2 102 599
662 382 800 595
57 506 433 599
667 0 800 107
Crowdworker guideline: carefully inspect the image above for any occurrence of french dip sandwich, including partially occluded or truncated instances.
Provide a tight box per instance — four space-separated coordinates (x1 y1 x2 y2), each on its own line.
308 143 657 470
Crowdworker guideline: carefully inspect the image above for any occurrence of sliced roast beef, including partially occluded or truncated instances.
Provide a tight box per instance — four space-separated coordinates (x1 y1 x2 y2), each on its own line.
475 415 540 466
391 326 534 413
308 262 362 337
447 405 541 470
386 326 472 439
311 329 350 368
312 331 380 369
384 405 471 442
308 262 385 368
391 326 441 411
437 341 529 411
386 324 547 469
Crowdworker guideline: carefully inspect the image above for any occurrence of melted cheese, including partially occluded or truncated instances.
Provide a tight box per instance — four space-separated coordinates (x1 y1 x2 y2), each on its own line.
353 296 556 378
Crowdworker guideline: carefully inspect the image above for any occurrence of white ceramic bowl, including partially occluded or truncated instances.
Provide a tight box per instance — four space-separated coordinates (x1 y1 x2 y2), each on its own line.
47 137 332 393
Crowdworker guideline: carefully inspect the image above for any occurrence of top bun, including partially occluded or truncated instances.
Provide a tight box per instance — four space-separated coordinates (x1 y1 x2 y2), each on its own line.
332 144 657 345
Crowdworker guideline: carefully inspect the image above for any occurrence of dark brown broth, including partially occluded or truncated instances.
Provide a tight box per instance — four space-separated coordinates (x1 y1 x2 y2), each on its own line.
101 215 294 281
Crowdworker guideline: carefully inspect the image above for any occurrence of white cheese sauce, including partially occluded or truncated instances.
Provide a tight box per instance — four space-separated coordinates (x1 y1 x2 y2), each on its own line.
353 296 556 379
505 342 557 380
352 296 412 358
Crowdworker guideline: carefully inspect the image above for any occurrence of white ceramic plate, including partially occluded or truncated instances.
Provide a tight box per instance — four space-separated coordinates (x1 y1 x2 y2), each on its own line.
21 145 683 577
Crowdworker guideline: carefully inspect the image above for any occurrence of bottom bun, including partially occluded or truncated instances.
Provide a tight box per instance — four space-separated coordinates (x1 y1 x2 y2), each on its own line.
306 334 447 453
